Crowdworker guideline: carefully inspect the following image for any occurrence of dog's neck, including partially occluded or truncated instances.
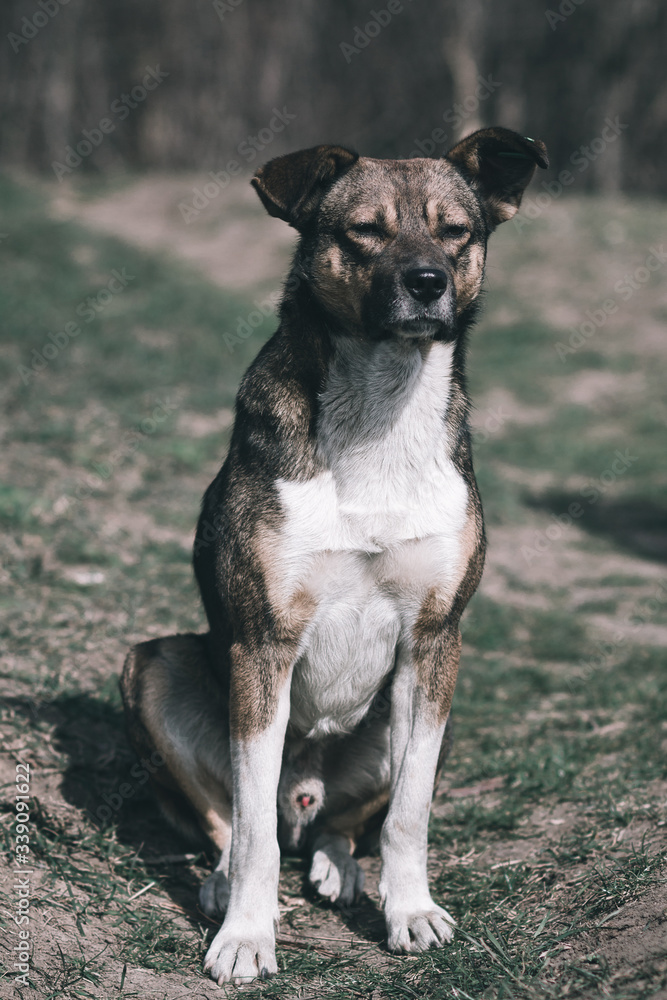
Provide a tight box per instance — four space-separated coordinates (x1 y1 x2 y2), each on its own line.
319 335 453 452
312 335 462 526
273 269 474 480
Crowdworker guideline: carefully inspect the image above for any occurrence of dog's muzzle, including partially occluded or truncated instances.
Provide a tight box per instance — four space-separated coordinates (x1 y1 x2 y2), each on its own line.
362 258 457 340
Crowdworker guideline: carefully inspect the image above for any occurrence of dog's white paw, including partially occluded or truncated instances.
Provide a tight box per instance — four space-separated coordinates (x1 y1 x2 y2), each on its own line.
385 902 455 953
198 870 230 920
309 839 365 906
203 922 277 984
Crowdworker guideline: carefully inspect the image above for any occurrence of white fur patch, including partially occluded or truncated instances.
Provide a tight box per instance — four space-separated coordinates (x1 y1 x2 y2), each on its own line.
273 338 469 737
379 664 456 952
203 674 292 984
309 831 365 906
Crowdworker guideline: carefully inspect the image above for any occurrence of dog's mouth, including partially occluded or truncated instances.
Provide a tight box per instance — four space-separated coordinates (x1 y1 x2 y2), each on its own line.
388 319 444 340
366 271 457 341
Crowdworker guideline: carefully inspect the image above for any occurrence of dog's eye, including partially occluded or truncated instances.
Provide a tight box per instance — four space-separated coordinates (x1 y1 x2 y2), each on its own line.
349 222 384 238
439 224 468 239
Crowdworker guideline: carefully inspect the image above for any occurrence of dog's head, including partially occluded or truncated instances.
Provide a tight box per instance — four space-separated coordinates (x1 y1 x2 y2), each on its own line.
252 129 547 342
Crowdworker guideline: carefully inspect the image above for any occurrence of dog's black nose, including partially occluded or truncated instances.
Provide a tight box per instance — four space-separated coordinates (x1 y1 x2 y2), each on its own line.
403 268 448 303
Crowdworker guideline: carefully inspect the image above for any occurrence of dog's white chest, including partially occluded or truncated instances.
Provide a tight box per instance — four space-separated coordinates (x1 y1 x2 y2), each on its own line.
274 340 469 736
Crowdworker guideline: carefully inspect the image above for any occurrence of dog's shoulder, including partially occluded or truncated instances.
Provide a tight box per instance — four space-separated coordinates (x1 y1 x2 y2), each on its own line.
231 303 330 472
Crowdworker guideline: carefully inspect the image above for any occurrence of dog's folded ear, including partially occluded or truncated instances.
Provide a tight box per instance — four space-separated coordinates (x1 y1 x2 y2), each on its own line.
445 127 549 227
252 145 359 230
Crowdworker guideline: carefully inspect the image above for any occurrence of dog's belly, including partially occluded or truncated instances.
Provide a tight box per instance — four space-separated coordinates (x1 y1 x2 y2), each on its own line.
289 551 400 737
272 476 470 737
279 493 469 738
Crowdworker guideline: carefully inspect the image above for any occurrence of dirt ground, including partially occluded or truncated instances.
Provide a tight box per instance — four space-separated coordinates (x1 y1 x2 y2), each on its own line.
1 173 666 999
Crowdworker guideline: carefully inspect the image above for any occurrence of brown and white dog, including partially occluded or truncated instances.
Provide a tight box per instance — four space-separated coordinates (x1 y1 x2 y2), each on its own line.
121 128 548 984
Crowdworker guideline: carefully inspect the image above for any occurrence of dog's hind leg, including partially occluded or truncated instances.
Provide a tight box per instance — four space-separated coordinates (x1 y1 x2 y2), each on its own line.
120 634 233 917
309 829 365 906
302 714 391 908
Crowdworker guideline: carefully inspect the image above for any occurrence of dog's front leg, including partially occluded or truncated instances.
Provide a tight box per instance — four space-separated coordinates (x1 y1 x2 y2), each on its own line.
204 650 293 984
379 630 459 953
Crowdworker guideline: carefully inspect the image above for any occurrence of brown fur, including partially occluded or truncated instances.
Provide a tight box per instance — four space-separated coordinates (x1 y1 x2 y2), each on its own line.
120 635 227 846
307 156 488 336
120 130 548 980
121 633 397 853
411 498 485 721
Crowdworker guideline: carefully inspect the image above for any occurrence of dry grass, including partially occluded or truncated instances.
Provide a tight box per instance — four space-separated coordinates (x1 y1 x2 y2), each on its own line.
1 172 666 998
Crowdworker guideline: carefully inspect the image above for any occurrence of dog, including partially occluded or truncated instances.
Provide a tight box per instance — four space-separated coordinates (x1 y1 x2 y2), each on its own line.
120 127 548 985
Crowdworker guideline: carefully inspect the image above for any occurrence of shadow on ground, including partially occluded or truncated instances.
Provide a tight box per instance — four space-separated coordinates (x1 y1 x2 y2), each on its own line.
1 693 209 920
526 493 667 562
2 692 391 949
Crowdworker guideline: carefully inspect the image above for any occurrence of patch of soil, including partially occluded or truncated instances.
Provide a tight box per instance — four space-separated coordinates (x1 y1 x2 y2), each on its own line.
569 881 667 997
50 176 296 293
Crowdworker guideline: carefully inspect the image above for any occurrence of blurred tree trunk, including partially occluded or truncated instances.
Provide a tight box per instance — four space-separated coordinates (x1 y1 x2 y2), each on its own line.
443 0 484 140
0 0 665 193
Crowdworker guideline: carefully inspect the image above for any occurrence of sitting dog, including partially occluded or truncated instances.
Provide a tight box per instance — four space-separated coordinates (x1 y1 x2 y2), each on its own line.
121 127 548 984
